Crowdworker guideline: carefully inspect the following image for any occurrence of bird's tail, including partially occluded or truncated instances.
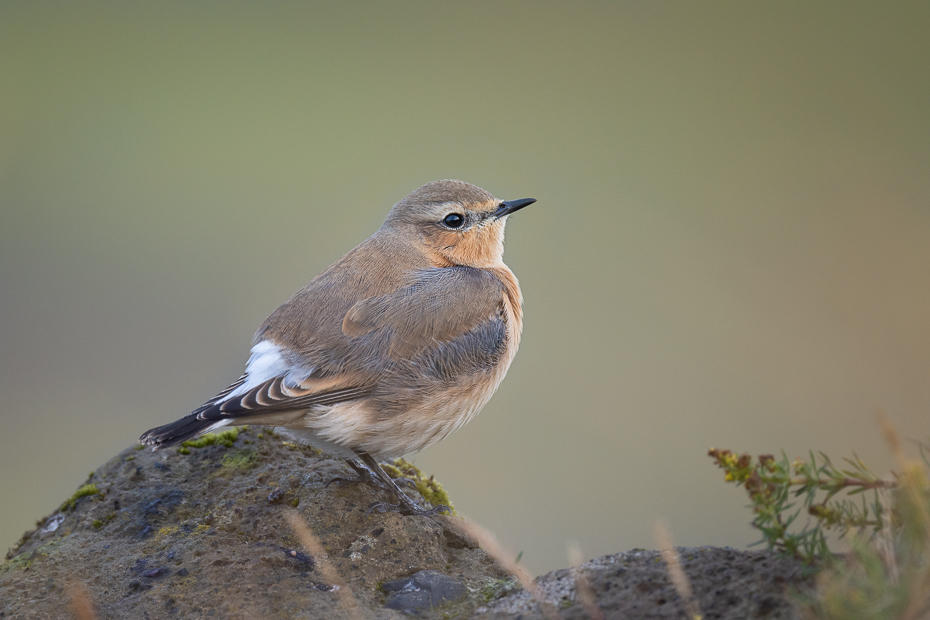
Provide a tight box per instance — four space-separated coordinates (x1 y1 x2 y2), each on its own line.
139 416 226 449
139 375 247 448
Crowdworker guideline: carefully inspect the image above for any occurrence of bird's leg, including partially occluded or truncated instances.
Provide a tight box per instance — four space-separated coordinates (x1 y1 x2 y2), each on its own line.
325 457 417 491
355 451 451 517
325 459 376 488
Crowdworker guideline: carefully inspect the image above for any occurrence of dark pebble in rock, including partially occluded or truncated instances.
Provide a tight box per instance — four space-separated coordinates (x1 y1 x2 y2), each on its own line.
385 589 432 611
143 567 169 579
383 570 467 610
285 549 314 567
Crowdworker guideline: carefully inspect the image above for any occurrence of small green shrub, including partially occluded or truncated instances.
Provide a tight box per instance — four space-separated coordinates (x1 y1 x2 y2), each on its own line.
710 433 930 618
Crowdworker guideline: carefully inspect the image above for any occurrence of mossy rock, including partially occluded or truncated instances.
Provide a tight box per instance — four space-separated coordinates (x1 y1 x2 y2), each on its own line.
0 427 507 618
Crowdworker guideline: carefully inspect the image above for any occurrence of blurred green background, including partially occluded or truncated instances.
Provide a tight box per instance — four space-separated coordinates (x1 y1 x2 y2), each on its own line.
2 2 929 575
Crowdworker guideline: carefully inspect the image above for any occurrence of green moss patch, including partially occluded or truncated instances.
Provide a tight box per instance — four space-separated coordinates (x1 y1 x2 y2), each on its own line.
181 427 240 450
221 448 258 470
478 577 519 602
383 458 457 516
62 483 101 511
92 513 116 530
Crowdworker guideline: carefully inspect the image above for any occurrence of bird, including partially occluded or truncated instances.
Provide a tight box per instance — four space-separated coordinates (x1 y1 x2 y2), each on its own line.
140 179 535 515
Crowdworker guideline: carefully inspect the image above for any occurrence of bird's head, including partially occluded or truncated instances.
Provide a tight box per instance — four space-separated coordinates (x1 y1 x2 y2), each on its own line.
383 179 535 268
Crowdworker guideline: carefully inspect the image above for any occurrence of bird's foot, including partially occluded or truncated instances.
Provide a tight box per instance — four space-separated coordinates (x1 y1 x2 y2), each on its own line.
325 460 417 491
367 497 452 517
336 452 448 517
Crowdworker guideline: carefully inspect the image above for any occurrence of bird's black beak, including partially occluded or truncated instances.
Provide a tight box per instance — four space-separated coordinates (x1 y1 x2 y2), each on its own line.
494 198 536 218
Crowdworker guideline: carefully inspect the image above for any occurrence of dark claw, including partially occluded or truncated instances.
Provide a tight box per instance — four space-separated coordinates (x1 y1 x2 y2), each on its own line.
393 477 418 490
325 460 377 488
366 501 451 517
375 483 450 516
367 501 394 515
413 504 452 517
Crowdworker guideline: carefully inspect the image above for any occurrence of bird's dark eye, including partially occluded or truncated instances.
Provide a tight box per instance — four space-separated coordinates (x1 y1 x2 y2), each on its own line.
442 213 465 228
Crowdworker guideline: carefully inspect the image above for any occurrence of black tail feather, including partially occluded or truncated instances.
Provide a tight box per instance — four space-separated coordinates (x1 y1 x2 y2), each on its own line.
138 374 371 449
139 415 218 448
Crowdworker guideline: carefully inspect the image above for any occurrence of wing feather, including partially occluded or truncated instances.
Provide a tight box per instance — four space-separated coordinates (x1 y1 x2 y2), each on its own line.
342 267 505 358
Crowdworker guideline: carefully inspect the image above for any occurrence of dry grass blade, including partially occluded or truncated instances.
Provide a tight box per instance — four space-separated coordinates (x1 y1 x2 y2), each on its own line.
878 410 908 469
65 579 96 620
653 522 702 620
567 540 604 620
878 412 930 527
450 518 560 620
284 510 363 620
877 413 930 620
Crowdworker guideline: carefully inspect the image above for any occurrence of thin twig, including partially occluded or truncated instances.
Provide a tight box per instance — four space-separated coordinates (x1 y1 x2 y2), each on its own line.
874 486 898 585
786 477 896 489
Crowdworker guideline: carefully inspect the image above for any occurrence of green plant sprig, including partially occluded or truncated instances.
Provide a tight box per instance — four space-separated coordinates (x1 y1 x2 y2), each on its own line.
711 430 930 619
708 448 895 564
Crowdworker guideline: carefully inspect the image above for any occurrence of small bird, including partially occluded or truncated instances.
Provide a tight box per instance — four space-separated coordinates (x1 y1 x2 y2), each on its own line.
140 180 534 515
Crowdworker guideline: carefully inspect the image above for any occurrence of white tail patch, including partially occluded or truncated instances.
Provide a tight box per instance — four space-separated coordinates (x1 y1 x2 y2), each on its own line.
222 340 313 403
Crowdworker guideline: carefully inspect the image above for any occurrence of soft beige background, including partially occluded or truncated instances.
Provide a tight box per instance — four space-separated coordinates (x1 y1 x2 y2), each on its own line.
1 2 928 575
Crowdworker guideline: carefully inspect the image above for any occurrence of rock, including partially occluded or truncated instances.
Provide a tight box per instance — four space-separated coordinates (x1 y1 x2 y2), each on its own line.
475 547 812 619
0 427 813 618
0 427 507 618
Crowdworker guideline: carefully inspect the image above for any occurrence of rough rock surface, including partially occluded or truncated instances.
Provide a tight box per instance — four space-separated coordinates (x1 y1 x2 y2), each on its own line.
475 547 811 619
1 428 812 618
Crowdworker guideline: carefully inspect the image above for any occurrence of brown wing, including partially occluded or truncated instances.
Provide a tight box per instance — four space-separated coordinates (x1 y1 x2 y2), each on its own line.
342 266 506 358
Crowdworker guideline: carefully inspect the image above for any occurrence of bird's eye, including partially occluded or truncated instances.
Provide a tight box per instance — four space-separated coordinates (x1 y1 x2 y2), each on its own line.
442 213 465 228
